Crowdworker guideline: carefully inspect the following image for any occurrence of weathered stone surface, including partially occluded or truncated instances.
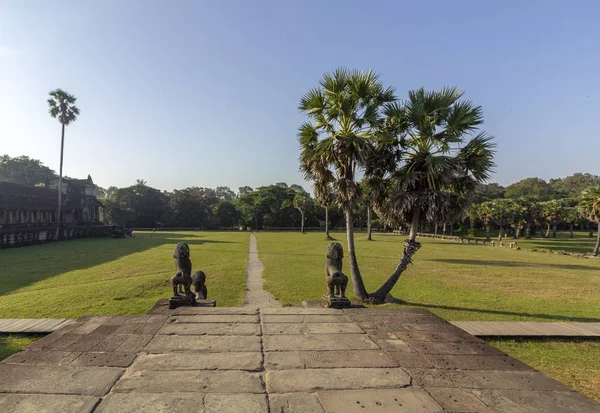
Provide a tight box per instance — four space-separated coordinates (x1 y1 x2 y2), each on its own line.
261 314 353 324
427 387 494 412
0 393 99 413
70 322 104 335
404 368 479 388
386 352 434 368
159 322 260 336
425 354 535 371
94 393 201 413
264 334 378 351
169 295 196 309
266 368 411 393
168 315 259 323
373 338 417 352
133 352 262 371
264 350 397 370
125 315 152 323
0 364 123 396
103 316 130 325
261 307 342 315
262 322 363 335
114 323 143 334
92 324 121 335
396 331 483 343
114 370 263 393
3 350 80 365
43 333 84 350
463 371 572 391
270 393 325 413
402 323 468 333
261 314 304 323
316 388 443 412
91 334 131 352
115 334 153 352
172 307 259 315
71 352 137 367
322 294 351 309
410 341 506 356
137 322 166 335
204 394 268 413
145 335 262 352
66 333 106 352
475 389 600 413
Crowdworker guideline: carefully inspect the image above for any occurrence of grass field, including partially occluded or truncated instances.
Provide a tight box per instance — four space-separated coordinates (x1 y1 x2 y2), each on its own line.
0 231 249 318
0 334 43 360
256 232 600 321
468 230 598 254
488 338 600 402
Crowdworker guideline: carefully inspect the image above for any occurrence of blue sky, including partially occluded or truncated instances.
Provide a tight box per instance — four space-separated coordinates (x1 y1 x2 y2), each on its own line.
1 0 599 192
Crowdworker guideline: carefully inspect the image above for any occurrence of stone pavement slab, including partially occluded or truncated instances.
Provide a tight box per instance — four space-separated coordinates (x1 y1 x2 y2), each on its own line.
0 394 99 413
2 307 599 413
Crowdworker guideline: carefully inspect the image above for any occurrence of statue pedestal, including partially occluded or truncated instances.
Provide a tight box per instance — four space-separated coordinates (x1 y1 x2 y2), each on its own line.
195 299 217 307
322 294 351 309
169 295 196 309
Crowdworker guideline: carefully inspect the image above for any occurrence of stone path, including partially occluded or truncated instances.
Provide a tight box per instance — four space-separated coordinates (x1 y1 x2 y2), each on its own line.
243 233 280 308
0 318 76 333
1 308 599 412
452 321 600 337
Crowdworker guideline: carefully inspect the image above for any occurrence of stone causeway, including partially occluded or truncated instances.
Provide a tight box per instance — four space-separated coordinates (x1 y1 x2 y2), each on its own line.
1 307 599 412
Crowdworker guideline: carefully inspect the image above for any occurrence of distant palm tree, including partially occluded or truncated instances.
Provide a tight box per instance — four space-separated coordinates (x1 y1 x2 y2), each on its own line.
48 89 80 240
578 185 600 255
313 179 335 239
370 87 495 303
298 68 396 300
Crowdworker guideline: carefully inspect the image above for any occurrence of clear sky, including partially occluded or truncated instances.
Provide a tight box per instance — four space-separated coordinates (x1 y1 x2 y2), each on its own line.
1 0 599 192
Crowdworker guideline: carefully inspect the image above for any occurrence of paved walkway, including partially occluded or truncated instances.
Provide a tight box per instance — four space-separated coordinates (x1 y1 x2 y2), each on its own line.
0 318 75 333
451 321 600 337
1 308 599 412
243 233 280 308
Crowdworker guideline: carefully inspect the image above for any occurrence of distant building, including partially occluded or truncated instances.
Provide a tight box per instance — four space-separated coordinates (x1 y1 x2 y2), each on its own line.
0 175 111 248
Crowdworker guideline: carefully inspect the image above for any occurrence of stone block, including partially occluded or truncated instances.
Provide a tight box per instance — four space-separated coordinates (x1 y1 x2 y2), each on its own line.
410 341 506 356
115 334 153 352
133 352 262 371
172 307 258 315
91 334 131 352
94 393 201 413
316 388 443 412
168 315 259 323
266 367 411 393
264 350 397 370
0 394 99 413
403 368 479 388
204 393 268 413
66 333 106 352
137 322 166 335
396 331 483 343
463 371 572 391
3 350 80 365
0 364 123 396
145 335 262 353
114 323 143 334
386 352 434 368
475 389 600 413
70 322 104 335
262 322 363 335
263 334 378 351
270 393 325 413
195 299 217 307
92 324 121 335
71 352 137 367
261 307 342 315
322 294 351 309
261 315 304 323
169 295 197 309
158 322 260 336
425 354 535 371
114 370 264 393
427 387 494 412
42 333 84 350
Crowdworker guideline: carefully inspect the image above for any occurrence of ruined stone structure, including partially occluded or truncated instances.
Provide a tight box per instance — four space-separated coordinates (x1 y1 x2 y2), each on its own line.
0 175 112 248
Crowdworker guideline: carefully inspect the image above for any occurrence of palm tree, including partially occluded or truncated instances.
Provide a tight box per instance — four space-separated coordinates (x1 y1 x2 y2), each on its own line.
292 191 312 233
313 179 335 239
369 87 495 303
298 68 396 300
578 185 600 255
48 89 80 240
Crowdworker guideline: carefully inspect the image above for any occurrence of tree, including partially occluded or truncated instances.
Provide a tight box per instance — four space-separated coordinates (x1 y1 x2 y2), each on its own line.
216 186 236 200
539 200 563 238
550 173 600 198
313 179 335 239
561 200 581 238
578 185 600 255
238 186 253 196
504 177 556 201
298 68 396 299
472 182 505 203
0 155 57 186
370 87 495 303
48 89 80 240
215 200 240 227
293 191 312 233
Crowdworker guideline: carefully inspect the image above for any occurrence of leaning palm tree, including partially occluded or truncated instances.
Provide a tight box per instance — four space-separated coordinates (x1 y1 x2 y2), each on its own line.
578 185 600 255
48 89 80 240
298 68 396 299
368 87 495 303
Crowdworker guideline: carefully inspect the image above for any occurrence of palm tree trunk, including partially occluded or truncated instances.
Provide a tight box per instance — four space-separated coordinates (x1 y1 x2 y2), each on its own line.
545 223 551 238
345 206 368 299
515 223 521 239
443 222 447 235
367 207 372 241
55 123 65 241
369 209 421 304
570 225 574 238
434 222 438 235
325 206 330 238
301 212 305 233
593 222 600 256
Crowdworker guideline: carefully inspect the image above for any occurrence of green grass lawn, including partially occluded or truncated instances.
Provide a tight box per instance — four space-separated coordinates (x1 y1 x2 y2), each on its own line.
0 231 249 318
488 338 600 403
0 334 42 360
256 231 600 321
467 230 598 254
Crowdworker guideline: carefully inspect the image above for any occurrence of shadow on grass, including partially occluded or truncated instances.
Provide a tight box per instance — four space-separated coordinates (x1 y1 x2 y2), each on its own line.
0 233 238 296
402 301 600 322
430 258 599 271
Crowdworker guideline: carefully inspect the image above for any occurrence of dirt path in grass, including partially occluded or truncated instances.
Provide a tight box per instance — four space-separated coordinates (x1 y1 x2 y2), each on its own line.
243 233 281 308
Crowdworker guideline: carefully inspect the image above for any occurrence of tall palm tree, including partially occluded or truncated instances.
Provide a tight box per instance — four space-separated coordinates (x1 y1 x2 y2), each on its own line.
578 185 600 255
48 89 80 240
369 87 495 303
298 68 396 300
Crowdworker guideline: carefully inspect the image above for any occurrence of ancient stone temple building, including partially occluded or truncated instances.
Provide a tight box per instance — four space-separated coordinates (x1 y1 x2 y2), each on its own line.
0 175 112 248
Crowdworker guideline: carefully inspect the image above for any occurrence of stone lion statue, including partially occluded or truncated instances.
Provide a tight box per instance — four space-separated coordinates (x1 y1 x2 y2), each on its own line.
170 242 193 297
192 271 208 300
325 242 348 298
